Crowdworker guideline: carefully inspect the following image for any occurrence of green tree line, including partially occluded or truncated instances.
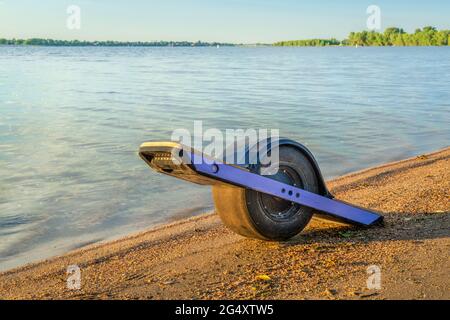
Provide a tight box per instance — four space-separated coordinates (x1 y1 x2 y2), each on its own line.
274 38 340 47
274 26 450 46
0 38 235 47
2 27 449 47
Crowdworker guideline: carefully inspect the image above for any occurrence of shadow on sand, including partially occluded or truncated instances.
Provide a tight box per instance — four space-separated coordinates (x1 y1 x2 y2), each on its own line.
284 211 450 246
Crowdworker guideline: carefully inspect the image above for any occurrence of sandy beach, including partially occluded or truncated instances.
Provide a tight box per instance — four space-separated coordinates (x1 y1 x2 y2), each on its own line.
0 147 449 300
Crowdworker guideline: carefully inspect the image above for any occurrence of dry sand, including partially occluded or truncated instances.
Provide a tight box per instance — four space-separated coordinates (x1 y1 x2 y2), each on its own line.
0 147 449 300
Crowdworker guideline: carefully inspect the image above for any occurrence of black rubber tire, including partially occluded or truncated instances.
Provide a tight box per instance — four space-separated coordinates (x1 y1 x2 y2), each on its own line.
212 145 319 240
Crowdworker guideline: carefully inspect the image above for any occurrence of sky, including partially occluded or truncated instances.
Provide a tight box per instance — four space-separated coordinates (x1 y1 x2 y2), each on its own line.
0 0 449 43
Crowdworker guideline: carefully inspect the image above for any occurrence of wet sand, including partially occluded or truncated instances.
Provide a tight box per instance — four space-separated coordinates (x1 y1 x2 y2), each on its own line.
0 147 449 300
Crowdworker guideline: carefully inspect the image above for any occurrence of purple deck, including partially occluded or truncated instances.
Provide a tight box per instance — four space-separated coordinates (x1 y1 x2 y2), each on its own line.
189 152 382 226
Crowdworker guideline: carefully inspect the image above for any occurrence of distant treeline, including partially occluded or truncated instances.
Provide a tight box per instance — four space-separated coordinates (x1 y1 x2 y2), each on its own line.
274 26 450 46
0 38 235 47
3 26 449 47
274 38 340 47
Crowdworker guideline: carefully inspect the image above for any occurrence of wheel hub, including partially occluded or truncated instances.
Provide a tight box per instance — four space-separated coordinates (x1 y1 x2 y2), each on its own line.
258 165 303 221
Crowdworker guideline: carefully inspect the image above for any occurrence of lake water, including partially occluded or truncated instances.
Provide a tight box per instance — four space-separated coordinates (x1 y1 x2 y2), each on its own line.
0 46 449 271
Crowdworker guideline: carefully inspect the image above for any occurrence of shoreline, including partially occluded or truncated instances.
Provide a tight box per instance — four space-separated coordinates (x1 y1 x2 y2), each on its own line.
1 146 449 299
2 145 446 275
